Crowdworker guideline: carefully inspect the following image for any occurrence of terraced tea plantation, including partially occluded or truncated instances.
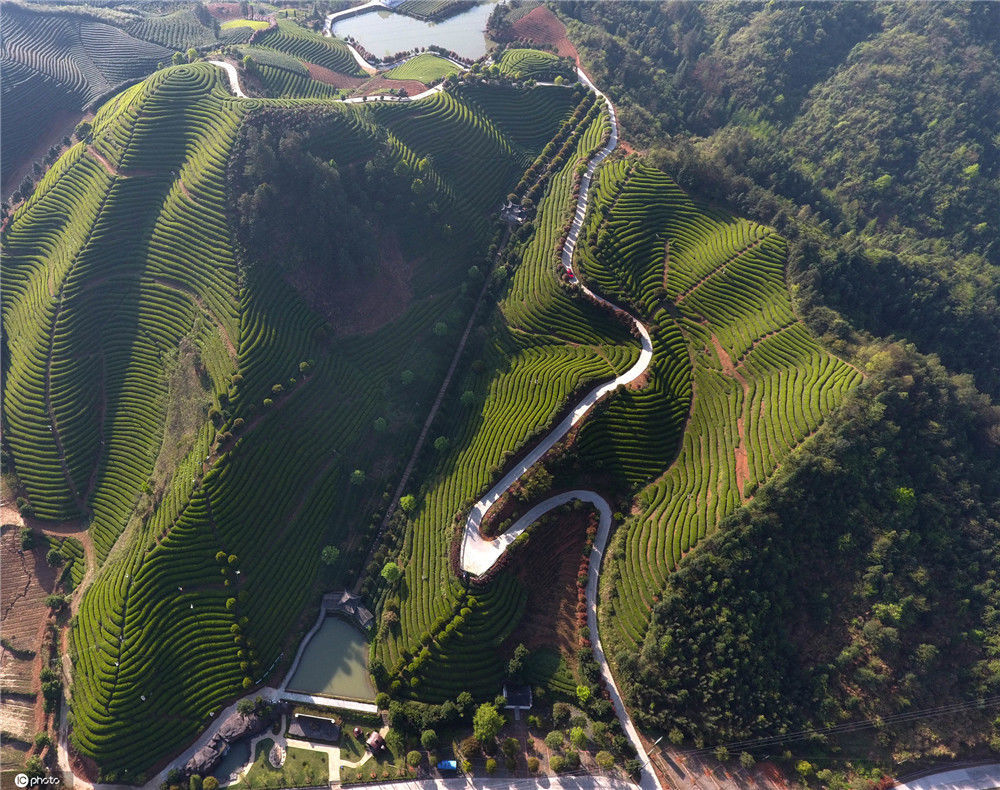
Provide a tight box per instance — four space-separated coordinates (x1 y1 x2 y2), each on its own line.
384 53 460 83
574 161 862 649
252 20 363 78
2 61 589 778
0 3 172 181
497 47 575 82
240 47 344 100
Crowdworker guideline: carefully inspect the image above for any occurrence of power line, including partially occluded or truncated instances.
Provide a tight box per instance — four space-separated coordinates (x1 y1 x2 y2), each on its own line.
677 695 1000 756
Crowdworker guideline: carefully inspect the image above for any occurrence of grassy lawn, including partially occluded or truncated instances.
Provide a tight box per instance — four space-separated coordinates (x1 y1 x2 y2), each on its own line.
384 53 459 83
232 738 329 789
221 18 271 30
339 728 367 762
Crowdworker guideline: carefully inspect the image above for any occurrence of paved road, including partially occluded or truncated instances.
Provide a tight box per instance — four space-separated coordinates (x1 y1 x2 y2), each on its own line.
458 67 663 790
356 777 641 790
459 65 649 576
207 59 247 98
894 764 1000 790
324 0 385 27
208 58 443 103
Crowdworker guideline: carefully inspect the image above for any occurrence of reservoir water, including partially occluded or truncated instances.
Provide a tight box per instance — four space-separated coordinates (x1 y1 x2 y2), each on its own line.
331 2 496 60
285 616 376 701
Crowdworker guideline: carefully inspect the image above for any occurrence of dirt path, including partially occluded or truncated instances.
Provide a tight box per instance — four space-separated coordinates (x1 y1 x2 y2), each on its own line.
709 333 750 500
43 303 88 514
86 145 157 178
662 239 670 289
733 319 797 365
675 234 769 304
148 275 238 360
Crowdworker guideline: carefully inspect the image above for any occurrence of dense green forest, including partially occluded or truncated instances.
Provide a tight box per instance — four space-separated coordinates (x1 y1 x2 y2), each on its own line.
233 111 391 278
619 343 1000 763
551 1 1000 400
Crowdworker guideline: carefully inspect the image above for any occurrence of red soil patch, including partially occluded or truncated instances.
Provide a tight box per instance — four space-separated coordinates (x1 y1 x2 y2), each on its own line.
306 61 366 89
0 526 59 741
709 333 751 500
356 76 428 97
86 145 156 178
285 228 416 336
511 6 579 63
69 744 99 783
206 3 243 20
504 506 591 658
627 369 650 390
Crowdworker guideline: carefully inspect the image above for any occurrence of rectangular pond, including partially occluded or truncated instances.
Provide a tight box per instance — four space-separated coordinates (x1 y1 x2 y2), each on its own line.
331 2 497 59
285 616 376 702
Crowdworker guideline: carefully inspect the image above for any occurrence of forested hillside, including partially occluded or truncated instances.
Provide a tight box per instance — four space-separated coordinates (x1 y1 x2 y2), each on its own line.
622 344 1000 762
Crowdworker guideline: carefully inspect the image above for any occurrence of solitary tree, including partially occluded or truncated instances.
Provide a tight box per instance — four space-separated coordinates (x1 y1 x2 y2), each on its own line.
473 703 505 744
507 643 528 679
321 545 340 566
399 494 416 513
350 469 366 486
380 561 402 585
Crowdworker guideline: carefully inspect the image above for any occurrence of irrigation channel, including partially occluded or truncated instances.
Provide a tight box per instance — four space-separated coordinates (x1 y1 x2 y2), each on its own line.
56 58 660 790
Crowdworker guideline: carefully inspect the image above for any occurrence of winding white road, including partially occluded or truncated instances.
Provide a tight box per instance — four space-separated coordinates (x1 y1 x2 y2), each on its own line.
457 68 661 790
208 60 248 98
209 57 443 103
